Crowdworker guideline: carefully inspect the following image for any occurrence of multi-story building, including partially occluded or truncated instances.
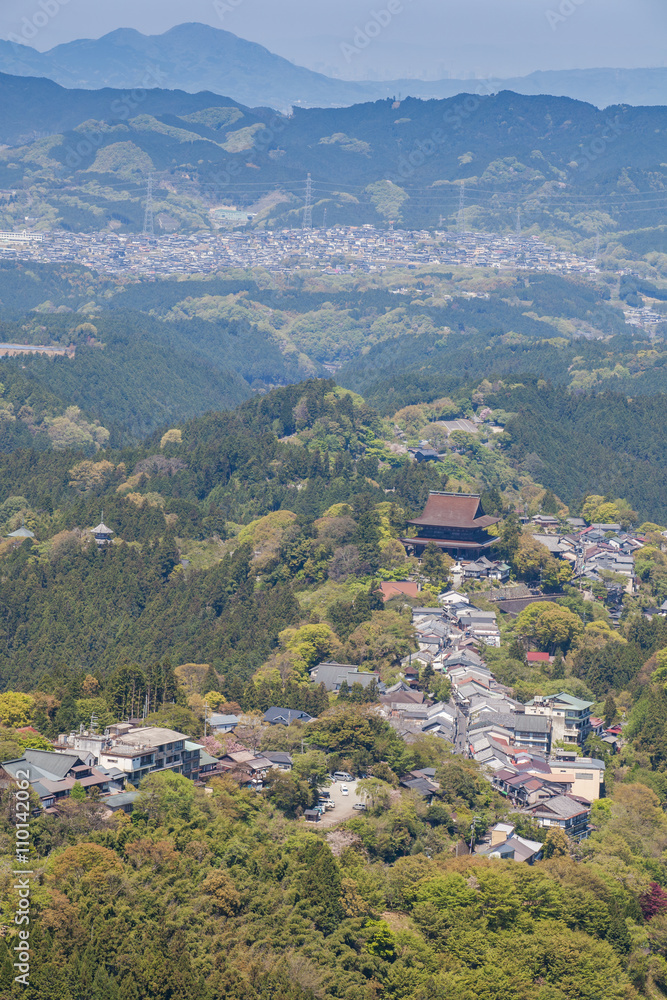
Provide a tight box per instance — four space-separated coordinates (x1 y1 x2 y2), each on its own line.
524 692 593 746
55 725 199 786
528 794 592 840
547 750 606 799
0 749 115 810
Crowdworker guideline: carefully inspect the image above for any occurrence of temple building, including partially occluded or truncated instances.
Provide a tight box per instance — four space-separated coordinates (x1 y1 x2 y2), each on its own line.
401 492 499 559
91 520 114 546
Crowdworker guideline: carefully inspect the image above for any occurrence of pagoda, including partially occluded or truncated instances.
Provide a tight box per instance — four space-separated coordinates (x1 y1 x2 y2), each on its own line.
401 492 499 559
91 518 113 547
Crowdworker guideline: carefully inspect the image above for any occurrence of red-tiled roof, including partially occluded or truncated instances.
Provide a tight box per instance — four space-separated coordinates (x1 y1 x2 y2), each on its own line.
379 580 420 602
407 492 499 530
526 652 551 662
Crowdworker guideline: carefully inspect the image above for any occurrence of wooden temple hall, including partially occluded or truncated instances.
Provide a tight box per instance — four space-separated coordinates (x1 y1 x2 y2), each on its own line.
401 492 499 559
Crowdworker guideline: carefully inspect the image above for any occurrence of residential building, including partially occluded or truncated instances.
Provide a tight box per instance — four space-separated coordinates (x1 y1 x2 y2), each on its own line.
477 824 543 863
209 714 239 733
218 750 273 784
528 794 592 840
547 751 605 799
524 692 593 745
56 725 197 786
263 751 293 771
263 707 313 726
100 791 140 816
309 661 379 692
0 749 116 810
379 580 420 602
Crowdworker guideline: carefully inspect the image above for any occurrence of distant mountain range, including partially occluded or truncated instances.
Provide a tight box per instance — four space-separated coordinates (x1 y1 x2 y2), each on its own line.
1 22 666 111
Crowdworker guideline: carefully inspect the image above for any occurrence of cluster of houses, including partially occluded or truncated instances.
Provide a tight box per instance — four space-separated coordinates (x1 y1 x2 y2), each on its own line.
407 595 502 663
0 723 215 813
0 714 303 812
527 515 643 599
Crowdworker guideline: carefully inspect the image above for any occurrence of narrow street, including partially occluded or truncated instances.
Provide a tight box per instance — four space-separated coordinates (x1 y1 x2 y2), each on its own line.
455 707 468 755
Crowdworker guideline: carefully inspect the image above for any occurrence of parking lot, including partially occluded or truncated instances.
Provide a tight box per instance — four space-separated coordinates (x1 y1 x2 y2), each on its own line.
315 778 365 827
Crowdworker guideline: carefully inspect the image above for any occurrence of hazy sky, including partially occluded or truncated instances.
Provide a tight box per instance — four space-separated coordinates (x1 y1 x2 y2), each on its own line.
3 0 666 80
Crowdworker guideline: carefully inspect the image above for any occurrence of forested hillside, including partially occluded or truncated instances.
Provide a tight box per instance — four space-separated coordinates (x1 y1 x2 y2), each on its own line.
2 262 667 447
2 374 667 998
1 78 666 259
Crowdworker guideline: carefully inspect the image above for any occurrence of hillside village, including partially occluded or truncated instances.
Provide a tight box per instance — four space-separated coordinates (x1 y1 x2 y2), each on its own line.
0 489 643 862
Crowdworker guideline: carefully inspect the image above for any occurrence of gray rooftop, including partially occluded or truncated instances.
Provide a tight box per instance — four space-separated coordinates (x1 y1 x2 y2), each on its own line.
116 726 188 747
531 794 590 819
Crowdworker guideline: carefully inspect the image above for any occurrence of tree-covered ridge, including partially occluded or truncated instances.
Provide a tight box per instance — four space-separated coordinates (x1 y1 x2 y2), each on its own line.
1 83 667 264
486 381 667 523
3 376 667 998
2 262 667 446
0 370 667 690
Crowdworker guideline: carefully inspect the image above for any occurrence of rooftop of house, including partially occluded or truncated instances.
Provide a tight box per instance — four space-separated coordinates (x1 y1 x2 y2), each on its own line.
526 692 593 711
549 755 605 771
514 715 551 733
209 714 239 726
530 794 591 819
263 751 293 765
379 580 420 602
100 791 140 810
263 707 313 725
113 726 188 748
3 748 85 782
479 834 543 862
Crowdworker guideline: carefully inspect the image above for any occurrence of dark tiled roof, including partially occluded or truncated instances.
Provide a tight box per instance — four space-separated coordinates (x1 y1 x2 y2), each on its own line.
263 707 313 726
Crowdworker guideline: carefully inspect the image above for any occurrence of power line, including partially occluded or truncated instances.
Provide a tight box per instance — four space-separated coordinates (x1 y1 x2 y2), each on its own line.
142 174 154 237
302 173 313 230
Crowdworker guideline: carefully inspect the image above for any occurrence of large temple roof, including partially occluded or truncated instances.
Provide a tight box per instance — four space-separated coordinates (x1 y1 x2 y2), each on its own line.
407 492 499 530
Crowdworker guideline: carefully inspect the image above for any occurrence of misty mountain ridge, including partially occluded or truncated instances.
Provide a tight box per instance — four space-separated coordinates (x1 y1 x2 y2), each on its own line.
1 22 666 111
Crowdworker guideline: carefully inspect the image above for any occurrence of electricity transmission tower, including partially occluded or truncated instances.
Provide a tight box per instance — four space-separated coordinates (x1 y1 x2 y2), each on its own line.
515 206 522 237
143 174 154 237
302 173 313 230
593 233 600 263
457 181 465 234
